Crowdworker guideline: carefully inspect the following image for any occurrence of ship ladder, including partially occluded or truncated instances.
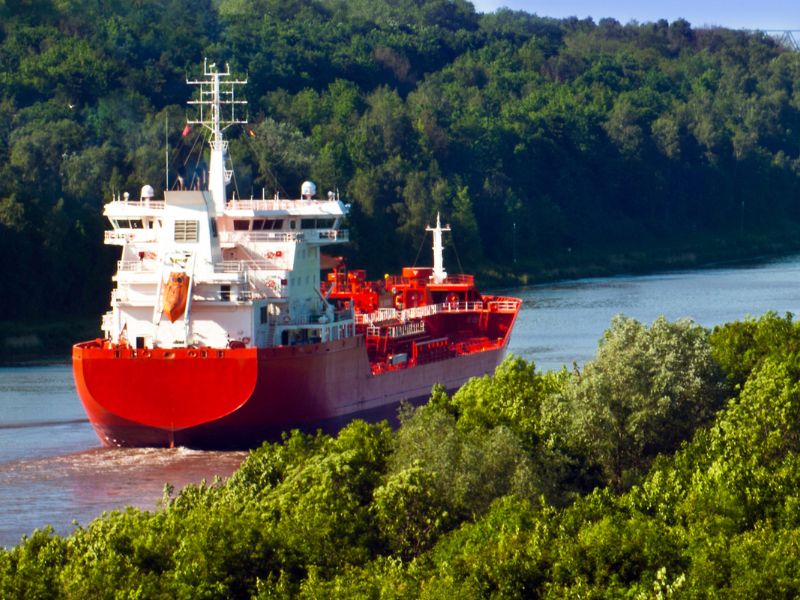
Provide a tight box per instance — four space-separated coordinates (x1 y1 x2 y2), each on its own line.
382 332 390 355
182 251 198 346
479 308 489 331
151 258 171 347
152 259 167 328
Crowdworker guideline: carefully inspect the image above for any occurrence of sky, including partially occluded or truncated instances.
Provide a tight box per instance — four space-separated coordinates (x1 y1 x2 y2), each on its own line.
469 0 798 31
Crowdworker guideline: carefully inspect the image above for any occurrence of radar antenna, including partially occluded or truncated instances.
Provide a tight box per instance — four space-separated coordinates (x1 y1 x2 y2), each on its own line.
186 59 248 211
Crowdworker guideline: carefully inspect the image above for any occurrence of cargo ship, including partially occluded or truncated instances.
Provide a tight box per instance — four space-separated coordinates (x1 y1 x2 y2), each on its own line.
72 61 521 449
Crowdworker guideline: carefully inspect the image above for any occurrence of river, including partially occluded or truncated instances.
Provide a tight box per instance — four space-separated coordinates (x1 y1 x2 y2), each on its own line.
1 254 799 547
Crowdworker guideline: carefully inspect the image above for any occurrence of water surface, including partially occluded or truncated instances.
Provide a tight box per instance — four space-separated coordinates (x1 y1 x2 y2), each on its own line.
508 255 800 371
0 364 245 548
2 254 800 547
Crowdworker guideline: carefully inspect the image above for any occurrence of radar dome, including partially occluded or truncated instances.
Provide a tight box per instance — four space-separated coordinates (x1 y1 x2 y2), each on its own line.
140 185 155 200
301 181 317 198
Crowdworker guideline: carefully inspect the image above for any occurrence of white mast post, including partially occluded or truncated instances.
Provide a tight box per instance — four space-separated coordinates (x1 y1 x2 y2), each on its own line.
426 212 451 284
186 59 247 212
165 114 169 190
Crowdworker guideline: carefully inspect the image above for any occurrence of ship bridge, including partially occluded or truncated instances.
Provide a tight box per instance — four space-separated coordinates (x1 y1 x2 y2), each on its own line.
98 61 354 351
221 192 349 247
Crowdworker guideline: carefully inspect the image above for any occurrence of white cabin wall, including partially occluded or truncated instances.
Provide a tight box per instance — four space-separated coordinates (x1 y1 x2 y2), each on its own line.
121 283 159 305
287 242 322 316
186 305 252 346
161 191 221 265
115 307 156 346
116 304 253 349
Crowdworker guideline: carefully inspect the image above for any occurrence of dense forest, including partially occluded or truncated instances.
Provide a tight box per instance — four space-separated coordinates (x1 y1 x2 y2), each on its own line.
6 3 800 594
2 0 800 335
3 312 800 596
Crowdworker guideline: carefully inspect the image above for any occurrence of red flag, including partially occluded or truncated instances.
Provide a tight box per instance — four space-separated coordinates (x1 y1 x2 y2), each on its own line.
182 124 191 137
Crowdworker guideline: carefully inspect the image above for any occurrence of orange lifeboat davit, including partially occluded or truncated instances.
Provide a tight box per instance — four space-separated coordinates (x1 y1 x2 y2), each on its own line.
163 271 190 322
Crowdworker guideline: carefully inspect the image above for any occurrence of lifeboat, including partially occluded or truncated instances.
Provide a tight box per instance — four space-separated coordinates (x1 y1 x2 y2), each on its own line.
163 271 190 322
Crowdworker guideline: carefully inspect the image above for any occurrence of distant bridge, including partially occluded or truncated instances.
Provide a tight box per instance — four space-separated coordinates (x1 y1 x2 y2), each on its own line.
759 30 800 51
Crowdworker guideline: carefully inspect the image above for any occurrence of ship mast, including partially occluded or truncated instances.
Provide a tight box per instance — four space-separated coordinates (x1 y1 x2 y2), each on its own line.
426 212 451 284
186 59 247 212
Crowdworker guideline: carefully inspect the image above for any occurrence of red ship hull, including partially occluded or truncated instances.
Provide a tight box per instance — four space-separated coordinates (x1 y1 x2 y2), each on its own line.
73 334 511 449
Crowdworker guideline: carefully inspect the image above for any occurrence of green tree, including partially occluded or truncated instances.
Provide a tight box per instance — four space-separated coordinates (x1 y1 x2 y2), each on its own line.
549 315 727 489
709 311 800 388
372 463 450 560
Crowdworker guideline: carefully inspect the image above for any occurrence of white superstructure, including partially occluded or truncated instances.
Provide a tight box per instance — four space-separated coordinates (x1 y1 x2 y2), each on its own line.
101 61 352 350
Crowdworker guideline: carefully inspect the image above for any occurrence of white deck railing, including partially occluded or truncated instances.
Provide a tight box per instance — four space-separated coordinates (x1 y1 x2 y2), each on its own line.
216 259 286 272
219 231 303 243
367 320 425 338
358 301 489 326
488 299 521 312
104 199 166 211
104 230 159 244
307 229 348 242
117 260 160 272
116 258 289 274
218 229 348 244
226 198 341 212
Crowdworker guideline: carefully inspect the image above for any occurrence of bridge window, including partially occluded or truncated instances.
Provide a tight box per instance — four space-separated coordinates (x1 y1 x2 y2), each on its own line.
300 218 335 229
233 220 250 231
113 219 143 229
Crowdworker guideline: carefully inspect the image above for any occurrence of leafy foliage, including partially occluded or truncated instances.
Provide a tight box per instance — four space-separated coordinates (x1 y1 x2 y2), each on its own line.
550 315 728 489
709 311 800 387
4 1 800 326
5 313 800 595
5 0 800 591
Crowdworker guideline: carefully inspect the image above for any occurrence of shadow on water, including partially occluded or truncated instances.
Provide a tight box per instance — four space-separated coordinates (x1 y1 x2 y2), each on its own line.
0 418 89 430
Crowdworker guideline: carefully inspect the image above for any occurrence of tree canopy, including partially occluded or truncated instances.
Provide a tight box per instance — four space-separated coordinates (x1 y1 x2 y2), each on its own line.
6 312 800 596
2 1 800 328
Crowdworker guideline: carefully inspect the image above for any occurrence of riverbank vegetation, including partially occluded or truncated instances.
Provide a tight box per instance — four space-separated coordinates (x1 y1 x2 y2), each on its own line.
3 312 800 596
2 1 800 332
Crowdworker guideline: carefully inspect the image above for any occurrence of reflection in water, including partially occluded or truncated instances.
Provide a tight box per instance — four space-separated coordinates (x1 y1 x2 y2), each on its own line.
0 418 88 430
